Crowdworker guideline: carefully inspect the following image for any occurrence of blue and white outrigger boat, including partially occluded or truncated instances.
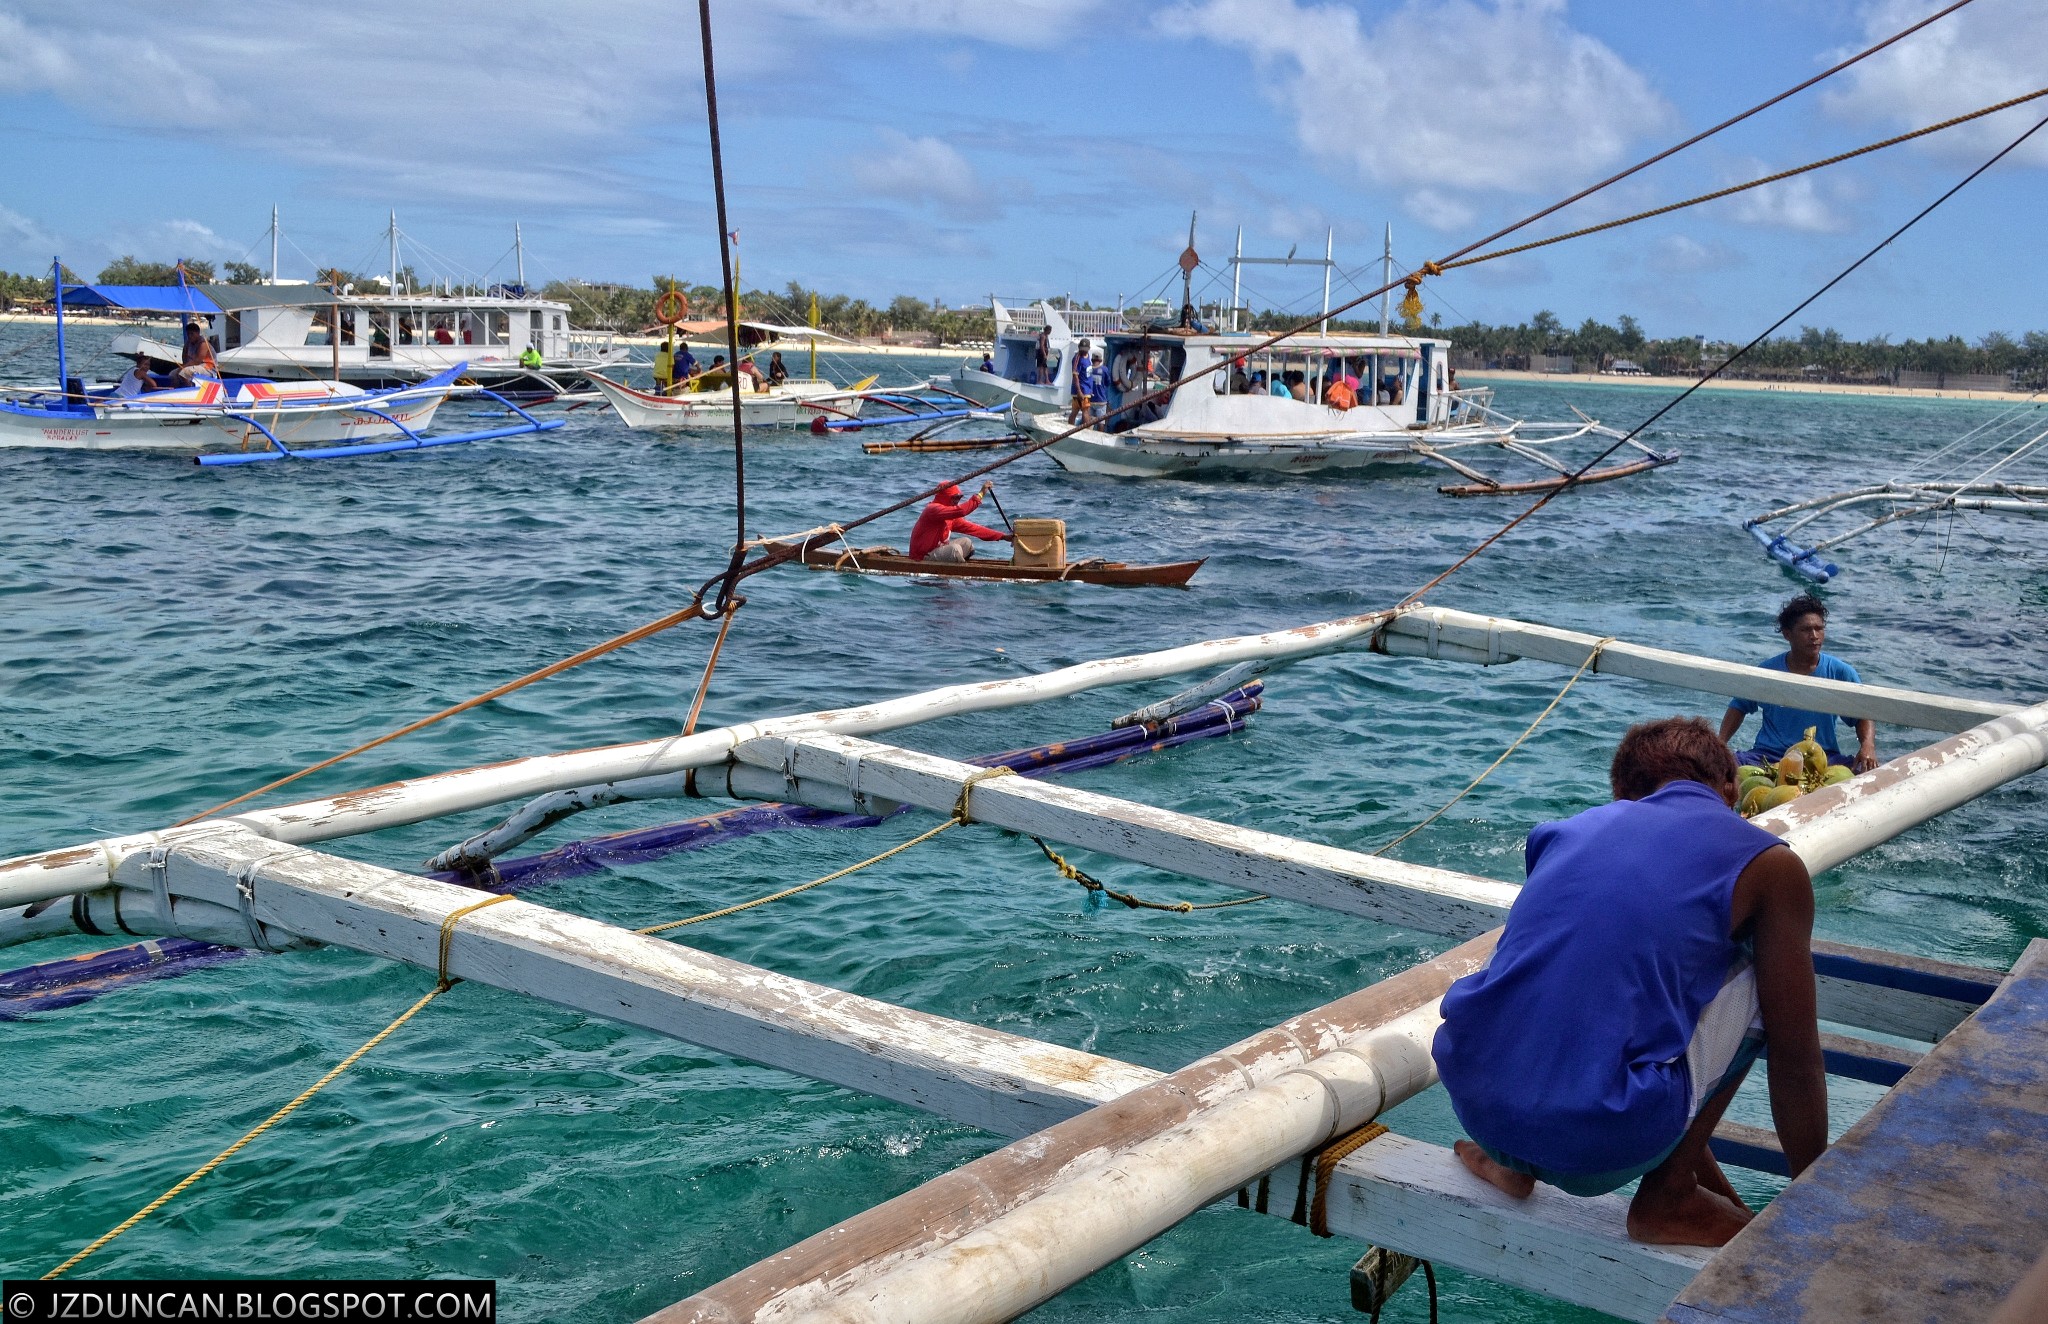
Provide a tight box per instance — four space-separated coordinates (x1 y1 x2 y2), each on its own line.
0 262 561 464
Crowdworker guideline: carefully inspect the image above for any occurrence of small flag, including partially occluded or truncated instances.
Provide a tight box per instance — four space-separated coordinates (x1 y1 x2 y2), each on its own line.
727 229 740 245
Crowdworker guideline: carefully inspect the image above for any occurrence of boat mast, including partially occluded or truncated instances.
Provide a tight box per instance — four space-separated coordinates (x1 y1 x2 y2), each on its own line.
270 206 279 285
515 221 525 290
1231 227 1242 332
388 210 399 296
52 256 67 396
1379 223 1392 336
809 291 820 382
1321 227 1333 335
1178 211 1198 326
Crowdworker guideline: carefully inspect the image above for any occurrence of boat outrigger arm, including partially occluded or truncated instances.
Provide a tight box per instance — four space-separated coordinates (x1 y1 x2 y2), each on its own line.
1418 399 1678 496
195 371 563 466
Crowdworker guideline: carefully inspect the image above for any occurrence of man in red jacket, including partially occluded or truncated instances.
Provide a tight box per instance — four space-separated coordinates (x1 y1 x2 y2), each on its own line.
910 480 1011 563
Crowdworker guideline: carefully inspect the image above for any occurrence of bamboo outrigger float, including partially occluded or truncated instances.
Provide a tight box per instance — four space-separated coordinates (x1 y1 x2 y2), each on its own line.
3 602 2043 1319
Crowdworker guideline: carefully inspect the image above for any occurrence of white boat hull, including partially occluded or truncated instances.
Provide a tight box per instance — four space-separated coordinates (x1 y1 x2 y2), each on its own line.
587 375 866 430
942 367 1066 415
0 388 449 454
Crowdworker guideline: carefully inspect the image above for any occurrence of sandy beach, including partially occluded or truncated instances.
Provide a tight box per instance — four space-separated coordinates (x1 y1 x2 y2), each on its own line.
1460 367 2030 404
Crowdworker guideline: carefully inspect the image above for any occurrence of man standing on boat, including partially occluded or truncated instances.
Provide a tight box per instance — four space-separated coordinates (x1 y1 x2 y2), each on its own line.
653 339 675 395
1720 594 1878 772
910 480 1011 563
1433 717 1827 1247
672 342 698 394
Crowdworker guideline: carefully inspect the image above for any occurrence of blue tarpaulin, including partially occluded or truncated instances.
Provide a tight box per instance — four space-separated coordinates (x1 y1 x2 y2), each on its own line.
59 285 222 314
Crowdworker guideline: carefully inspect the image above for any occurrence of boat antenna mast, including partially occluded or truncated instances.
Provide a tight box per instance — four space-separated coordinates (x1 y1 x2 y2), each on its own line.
515 221 525 291
1177 211 1199 327
1230 227 1242 332
1379 223 1393 335
388 210 399 296
270 205 280 286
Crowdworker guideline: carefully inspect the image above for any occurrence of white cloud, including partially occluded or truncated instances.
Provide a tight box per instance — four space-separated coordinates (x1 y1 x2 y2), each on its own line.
1824 1 2048 168
763 0 1105 48
1646 234 1745 275
852 131 998 219
1725 167 1849 234
0 2 734 209
1164 0 1671 224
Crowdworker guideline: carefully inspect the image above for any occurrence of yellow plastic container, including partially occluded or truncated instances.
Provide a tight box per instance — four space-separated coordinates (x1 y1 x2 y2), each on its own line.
1011 517 1067 569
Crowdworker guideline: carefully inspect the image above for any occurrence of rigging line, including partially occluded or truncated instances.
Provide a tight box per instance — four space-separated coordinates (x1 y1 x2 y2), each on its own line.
1395 107 2048 611
699 0 749 617
684 12 1972 606
173 602 708 826
1443 85 2048 273
1427 0 1980 270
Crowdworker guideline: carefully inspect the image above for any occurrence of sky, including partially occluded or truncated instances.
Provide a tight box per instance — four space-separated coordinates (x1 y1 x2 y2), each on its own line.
1 0 2044 342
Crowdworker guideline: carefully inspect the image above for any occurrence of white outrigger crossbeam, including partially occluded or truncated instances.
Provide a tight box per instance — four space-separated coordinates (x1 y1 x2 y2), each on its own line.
3 605 2042 1321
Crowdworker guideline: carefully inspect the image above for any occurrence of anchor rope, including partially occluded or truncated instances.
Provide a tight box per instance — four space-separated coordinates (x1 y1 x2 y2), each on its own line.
41 892 514 1280
637 767 1013 936
1371 638 1615 857
1029 836 1268 913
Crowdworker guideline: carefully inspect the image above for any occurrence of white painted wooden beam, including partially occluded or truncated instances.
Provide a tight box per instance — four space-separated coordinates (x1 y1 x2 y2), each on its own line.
648 936 1499 1324
138 822 1157 1138
1323 1130 1711 1323
1378 607 2020 732
722 733 1518 939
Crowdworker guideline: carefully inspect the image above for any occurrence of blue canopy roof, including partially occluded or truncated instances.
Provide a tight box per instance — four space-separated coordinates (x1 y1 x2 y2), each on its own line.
60 285 222 315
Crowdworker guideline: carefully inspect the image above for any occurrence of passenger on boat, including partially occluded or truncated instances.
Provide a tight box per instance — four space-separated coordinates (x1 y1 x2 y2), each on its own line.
1378 373 1405 405
909 481 1011 563
1719 594 1877 772
1267 372 1290 398
432 325 454 345
519 344 544 370
672 344 697 393
698 355 731 390
370 322 392 357
1433 717 1827 1247
174 320 217 385
737 357 766 392
115 352 157 398
1068 354 1096 423
978 352 994 375
1228 358 1251 394
1286 371 1308 401
768 351 789 386
399 317 418 345
1034 327 1051 385
653 341 675 394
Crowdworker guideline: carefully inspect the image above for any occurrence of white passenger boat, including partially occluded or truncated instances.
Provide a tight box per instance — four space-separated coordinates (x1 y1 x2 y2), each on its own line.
938 300 1124 414
585 321 875 430
71 283 627 397
0 266 562 462
1020 323 1676 492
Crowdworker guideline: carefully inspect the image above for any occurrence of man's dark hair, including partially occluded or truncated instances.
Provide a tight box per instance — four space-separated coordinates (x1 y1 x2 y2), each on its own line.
1610 716 1737 801
1777 593 1828 634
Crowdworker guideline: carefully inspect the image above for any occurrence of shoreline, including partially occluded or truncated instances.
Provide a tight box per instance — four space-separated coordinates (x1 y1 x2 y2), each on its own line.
1460 368 2030 404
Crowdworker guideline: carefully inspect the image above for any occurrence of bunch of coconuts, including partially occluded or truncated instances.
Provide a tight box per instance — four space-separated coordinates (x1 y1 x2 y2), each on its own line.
1738 726 1854 817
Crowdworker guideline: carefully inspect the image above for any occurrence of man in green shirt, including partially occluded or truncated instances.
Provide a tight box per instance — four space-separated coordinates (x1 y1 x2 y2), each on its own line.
519 344 543 370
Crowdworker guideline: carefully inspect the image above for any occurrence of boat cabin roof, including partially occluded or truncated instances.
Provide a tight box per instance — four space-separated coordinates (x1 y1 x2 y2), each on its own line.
1118 330 1450 355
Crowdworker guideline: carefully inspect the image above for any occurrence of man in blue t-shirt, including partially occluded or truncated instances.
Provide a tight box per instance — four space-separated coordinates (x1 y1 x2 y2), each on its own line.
1720 594 1878 772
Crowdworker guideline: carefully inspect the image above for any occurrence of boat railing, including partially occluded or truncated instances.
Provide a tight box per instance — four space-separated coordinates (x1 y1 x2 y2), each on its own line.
995 303 1128 337
567 331 621 359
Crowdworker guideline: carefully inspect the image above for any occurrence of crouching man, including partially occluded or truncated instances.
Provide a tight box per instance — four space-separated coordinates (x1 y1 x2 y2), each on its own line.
1432 716 1828 1246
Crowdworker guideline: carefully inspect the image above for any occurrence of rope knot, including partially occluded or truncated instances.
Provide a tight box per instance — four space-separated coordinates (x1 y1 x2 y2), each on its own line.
953 764 1017 823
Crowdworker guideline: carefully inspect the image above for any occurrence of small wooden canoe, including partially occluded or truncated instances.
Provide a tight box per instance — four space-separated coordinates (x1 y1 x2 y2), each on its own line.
774 541 1204 588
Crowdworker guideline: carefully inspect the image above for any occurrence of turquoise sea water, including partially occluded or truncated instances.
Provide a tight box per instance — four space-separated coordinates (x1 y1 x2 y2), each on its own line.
3 324 2045 1320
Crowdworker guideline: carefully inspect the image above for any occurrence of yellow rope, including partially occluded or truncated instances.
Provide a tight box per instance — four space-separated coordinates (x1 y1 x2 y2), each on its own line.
44 892 516 1280
1310 1121 1389 1237
1372 639 1614 858
1442 87 2048 274
636 816 960 935
1030 836 1267 913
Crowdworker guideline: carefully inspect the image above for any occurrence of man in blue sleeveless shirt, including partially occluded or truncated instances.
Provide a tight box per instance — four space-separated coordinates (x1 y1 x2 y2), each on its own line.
1720 593 1878 772
1433 717 1828 1246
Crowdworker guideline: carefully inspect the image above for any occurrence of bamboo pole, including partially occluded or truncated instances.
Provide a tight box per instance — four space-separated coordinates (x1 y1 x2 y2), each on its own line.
0 605 2023 912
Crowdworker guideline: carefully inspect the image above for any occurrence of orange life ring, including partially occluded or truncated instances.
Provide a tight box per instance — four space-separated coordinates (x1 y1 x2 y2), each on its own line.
655 289 690 325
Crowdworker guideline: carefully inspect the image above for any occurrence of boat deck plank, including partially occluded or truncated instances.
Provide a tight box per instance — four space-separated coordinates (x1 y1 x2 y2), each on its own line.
1665 938 2048 1323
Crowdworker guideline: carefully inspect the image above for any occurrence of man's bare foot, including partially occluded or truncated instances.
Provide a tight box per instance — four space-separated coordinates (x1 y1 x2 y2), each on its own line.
1454 1139 1535 1198
1697 1152 1750 1212
1627 1180 1754 1246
